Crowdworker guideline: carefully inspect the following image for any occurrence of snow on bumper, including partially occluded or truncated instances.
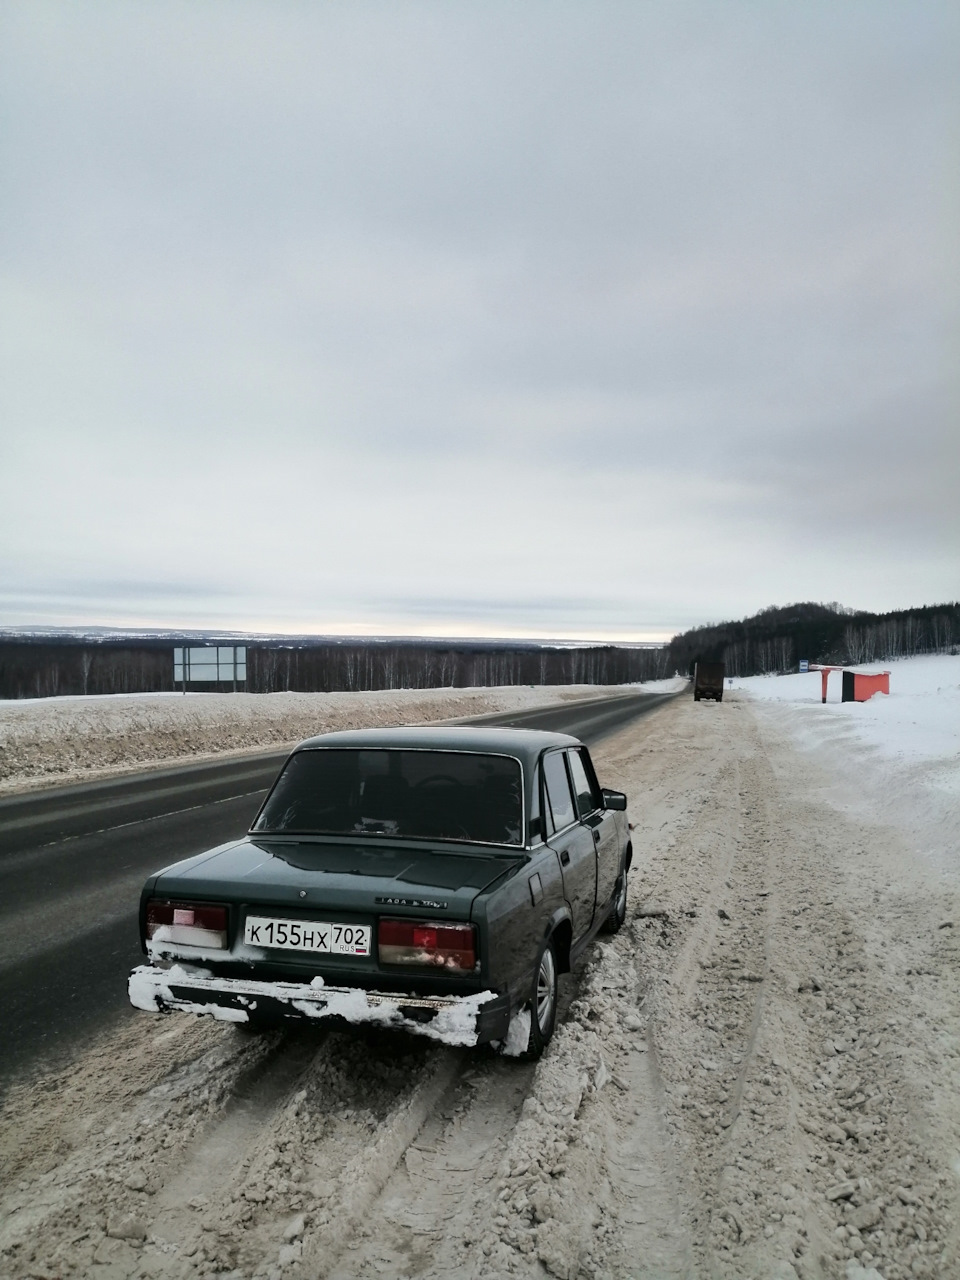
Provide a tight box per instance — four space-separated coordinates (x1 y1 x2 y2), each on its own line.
129 964 506 1047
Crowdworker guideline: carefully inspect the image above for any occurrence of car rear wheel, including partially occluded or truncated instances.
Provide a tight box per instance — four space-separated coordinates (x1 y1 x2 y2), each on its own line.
234 1011 279 1035
523 939 558 1058
602 868 628 934
235 1021 268 1036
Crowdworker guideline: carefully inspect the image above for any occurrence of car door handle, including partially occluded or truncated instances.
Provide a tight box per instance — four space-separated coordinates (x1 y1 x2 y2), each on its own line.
592 829 600 843
560 850 570 865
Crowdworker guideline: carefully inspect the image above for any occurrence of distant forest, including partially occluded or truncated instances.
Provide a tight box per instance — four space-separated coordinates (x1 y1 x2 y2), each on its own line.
2 599 957 698
0 636 672 700
667 601 960 678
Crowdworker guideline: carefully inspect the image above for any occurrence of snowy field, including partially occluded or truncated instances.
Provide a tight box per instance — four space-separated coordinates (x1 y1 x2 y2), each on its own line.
731 654 960 764
732 655 960 876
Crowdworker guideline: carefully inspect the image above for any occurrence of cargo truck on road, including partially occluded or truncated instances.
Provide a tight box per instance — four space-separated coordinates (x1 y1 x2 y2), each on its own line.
693 661 725 702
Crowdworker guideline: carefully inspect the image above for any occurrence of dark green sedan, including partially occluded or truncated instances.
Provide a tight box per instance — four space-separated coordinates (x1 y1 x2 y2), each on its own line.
129 725 630 1058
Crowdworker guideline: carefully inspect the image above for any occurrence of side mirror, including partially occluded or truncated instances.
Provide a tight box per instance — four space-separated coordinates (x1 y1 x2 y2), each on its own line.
602 788 627 811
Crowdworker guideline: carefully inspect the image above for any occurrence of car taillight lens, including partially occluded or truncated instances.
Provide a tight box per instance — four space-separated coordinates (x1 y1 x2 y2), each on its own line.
146 900 228 949
378 918 477 973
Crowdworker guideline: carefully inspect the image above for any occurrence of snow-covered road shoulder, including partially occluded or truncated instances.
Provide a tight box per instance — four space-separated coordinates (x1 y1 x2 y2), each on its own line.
4 690 960 1278
0 683 644 795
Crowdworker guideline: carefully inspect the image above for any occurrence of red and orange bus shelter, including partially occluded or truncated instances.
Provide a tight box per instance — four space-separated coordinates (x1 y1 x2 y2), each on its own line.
811 666 890 703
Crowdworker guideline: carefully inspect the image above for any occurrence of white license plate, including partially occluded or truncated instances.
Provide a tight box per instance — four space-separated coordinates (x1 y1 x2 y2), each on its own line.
244 916 371 956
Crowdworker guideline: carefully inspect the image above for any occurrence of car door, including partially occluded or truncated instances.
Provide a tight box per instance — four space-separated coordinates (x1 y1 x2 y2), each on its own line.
567 746 620 911
542 748 596 942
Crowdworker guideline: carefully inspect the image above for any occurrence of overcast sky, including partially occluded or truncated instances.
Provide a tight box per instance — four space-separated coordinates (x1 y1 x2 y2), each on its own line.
2 2 957 642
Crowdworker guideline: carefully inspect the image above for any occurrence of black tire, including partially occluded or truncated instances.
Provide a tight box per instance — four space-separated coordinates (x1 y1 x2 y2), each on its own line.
523 939 559 1059
233 1010 278 1035
234 1022 269 1036
602 868 628 934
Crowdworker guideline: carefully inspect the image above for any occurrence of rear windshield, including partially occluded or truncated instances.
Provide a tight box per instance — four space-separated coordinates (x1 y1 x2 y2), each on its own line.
252 749 524 846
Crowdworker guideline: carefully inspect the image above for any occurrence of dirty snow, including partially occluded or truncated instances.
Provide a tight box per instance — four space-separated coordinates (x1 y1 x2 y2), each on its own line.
500 1007 534 1058
130 963 498 1048
3 678 960 1279
0 683 639 795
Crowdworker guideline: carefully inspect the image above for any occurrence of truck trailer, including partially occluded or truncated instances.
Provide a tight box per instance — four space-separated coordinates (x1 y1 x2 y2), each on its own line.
693 661 725 702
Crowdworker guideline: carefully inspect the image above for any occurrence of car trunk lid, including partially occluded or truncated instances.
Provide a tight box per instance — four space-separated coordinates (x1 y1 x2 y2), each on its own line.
153 835 516 918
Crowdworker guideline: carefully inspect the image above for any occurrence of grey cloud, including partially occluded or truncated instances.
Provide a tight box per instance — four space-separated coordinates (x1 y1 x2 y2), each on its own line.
1 2 957 637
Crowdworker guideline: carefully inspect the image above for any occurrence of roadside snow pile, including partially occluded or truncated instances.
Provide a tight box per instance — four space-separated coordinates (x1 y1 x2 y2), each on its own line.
732 654 960 873
634 676 687 694
0 683 633 794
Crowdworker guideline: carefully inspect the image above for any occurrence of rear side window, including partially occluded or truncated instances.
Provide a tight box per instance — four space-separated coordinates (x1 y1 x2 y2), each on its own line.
568 749 599 817
542 751 576 833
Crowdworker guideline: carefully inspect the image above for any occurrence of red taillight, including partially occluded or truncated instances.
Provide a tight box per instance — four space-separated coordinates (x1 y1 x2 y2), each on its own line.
378 918 477 973
146 900 228 949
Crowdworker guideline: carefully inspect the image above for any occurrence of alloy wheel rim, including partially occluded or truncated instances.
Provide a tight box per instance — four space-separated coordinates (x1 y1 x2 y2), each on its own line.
536 948 556 1030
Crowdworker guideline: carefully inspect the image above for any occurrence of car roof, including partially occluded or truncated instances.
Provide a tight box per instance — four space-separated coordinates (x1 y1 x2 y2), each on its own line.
293 725 579 766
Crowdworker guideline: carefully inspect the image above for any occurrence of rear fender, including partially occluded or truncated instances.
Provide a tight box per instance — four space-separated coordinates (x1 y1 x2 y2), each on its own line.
546 908 574 974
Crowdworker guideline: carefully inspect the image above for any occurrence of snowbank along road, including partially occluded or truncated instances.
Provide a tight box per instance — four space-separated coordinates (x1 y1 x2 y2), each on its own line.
0 685 639 796
2 684 959 1279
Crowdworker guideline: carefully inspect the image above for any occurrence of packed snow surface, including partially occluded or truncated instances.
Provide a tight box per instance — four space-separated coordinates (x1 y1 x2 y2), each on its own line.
0 682 651 794
4 676 960 1278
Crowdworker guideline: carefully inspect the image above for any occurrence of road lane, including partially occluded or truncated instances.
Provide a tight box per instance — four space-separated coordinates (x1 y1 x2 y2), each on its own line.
0 752 291 856
461 689 677 739
0 689 678 1087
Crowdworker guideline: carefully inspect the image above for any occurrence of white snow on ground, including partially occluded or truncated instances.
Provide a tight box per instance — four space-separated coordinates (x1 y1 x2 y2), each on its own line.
731 655 960 765
0 683 653 794
5 688 960 1278
626 676 688 695
731 655 960 876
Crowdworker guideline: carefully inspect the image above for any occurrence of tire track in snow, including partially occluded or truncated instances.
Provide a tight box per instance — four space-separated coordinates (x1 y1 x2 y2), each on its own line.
310 955 593 1279
322 1056 537 1279
12 692 958 1280
0 1020 281 1273
627 717 810 1273
143 1029 328 1273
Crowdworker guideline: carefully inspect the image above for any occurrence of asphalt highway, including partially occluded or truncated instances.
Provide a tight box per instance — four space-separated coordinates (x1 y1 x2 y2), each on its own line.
0 689 676 1089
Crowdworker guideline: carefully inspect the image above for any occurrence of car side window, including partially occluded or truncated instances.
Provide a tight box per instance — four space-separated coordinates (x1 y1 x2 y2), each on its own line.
568 748 599 818
543 750 577 832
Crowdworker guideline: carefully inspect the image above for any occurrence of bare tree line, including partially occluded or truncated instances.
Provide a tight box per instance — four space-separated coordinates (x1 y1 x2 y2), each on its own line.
669 602 960 679
720 635 795 679
246 642 672 693
8 600 952 699
841 611 959 664
0 638 673 700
